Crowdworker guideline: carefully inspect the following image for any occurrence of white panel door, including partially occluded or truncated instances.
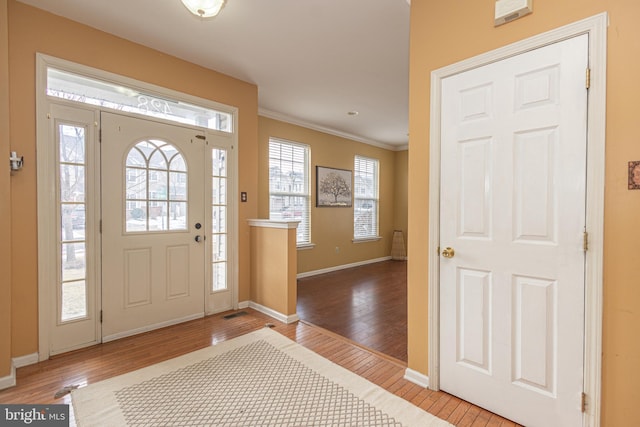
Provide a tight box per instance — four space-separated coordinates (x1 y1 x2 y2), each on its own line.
101 112 206 341
439 35 588 427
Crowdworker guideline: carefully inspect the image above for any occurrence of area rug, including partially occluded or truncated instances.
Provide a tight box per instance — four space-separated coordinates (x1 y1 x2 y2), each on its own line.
72 328 452 426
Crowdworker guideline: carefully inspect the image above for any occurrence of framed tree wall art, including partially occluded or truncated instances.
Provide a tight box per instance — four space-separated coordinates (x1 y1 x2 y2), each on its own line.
316 166 352 207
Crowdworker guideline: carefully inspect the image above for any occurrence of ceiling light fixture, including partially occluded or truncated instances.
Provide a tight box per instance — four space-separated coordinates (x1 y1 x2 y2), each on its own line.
180 0 226 18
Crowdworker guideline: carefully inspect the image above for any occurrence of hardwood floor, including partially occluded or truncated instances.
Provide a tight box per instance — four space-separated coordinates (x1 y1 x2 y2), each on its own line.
0 308 521 426
297 259 408 362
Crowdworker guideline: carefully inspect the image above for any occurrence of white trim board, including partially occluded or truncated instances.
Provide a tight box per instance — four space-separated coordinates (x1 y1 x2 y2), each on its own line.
248 302 299 325
404 368 429 389
427 13 606 427
0 366 15 390
0 353 39 391
297 256 393 279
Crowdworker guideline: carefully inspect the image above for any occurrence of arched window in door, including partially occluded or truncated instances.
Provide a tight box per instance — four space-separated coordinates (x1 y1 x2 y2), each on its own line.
124 140 187 232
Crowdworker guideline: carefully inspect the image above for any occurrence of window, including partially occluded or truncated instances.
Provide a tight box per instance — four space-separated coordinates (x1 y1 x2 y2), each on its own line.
58 123 88 321
269 138 311 245
47 67 233 132
124 140 187 232
354 156 379 239
211 148 228 291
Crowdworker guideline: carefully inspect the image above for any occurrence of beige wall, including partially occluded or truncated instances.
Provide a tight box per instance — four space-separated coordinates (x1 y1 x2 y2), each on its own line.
250 225 297 316
408 0 640 425
258 116 403 274
6 0 258 360
0 0 12 378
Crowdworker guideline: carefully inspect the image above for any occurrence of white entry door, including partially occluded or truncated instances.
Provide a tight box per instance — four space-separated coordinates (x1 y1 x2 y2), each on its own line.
439 35 588 426
101 112 206 341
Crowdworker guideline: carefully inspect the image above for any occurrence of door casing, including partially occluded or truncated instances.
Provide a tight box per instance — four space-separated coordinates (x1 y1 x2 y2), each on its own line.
424 13 607 427
36 54 239 360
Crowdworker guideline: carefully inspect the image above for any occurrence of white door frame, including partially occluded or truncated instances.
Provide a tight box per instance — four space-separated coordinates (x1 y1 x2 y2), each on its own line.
426 13 607 427
36 54 239 360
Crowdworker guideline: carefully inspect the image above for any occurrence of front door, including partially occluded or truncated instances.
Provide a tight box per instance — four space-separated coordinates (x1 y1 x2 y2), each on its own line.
439 35 588 426
101 112 206 341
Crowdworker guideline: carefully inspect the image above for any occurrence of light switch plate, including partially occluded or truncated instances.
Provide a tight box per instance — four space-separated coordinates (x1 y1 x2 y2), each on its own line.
495 0 532 26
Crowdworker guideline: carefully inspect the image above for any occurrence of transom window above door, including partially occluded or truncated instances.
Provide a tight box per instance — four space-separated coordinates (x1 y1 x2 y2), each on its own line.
125 140 188 233
46 67 233 132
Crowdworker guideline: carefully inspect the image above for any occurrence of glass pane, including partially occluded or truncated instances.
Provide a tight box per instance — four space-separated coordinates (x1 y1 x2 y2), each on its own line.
212 234 227 262
135 140 157 157
212 177 226 205
126 148 146 166
149 171 168 200
61 205 85 241
170 154 186 172
126 202 148 232
61 280 87 321
126 168 147 199
212 206 226 233
170 172 187 200
148 202 168 231
149 149 167 169
48 67 233 132
60 164 86 202
59 125 85 164
212 262 227 291
354 199 375 237
212 149 227 177
61 242 86 280
169 202 187 230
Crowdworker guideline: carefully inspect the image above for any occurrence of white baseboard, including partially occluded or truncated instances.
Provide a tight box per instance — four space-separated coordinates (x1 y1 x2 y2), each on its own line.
248 301 299 324
13 353 39 368
404 368 430 388
238 301 250 309
297 256 393 279
0 365 16 390
0 352 41 391
103 312 204 343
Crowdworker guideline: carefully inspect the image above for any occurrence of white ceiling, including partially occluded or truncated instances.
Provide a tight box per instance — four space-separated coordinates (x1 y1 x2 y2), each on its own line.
18 0 410 150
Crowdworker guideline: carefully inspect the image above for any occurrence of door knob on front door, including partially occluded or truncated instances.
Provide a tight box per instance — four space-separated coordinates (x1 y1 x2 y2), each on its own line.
195 235 203 243
442 247 455 258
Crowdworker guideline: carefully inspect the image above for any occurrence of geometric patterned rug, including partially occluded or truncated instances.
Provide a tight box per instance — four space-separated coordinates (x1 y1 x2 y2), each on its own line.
72 328 452 426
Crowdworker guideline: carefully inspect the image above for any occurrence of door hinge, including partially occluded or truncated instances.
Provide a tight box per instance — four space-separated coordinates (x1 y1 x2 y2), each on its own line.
586 68 591 89
99 128 102 143
100 310 103 323
581 392 587 413
99 219 102 233
437 246 440 256
583 231 589 252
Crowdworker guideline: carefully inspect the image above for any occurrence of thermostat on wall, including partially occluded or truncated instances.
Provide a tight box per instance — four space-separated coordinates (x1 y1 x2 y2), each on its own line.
495 0 532 26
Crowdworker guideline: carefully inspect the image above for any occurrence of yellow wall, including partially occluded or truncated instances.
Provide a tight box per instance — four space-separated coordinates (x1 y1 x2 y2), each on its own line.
0 0 12 378
408 0 640 424
249 225 297 316
258 116 402 273
6 0 258 360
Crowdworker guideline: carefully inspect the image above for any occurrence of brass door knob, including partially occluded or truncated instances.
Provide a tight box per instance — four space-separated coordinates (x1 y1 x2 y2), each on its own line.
442 247 455 258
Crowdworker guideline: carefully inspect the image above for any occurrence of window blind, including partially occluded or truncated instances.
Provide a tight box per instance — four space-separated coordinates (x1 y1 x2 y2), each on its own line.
268 138 311 245
353 156 379 239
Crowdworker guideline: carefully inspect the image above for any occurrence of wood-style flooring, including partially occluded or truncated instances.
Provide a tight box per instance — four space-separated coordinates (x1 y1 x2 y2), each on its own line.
297 259 407 362
0 308 521 426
